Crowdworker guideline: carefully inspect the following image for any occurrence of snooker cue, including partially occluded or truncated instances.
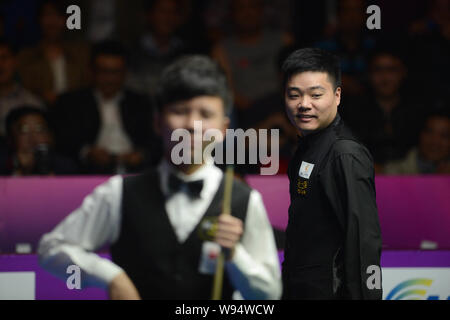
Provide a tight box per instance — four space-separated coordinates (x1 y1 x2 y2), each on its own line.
211 165 234 300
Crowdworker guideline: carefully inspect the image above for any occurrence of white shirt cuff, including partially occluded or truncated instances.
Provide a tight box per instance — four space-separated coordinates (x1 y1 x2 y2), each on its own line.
89 257 124 288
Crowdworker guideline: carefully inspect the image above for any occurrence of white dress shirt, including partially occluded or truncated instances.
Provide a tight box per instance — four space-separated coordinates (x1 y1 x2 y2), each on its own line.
94 91 133 155
49 55 67 94
38 159 282 299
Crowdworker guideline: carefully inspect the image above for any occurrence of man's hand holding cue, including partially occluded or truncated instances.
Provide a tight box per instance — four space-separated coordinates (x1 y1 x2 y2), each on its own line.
215 214 244 260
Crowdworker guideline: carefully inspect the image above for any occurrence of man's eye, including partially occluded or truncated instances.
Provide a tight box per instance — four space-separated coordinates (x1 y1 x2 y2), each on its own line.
312 94 322 99
288 95 299 99
201 111 214 118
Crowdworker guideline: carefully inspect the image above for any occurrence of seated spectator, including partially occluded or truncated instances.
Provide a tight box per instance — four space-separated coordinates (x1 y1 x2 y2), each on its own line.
1 105 78 175
17 0 89 105
51 40 160 174
211 0 293 113
314 0 377 98
384 109 450 175
127 0 186 97
0 38 43 138
342 48 423 171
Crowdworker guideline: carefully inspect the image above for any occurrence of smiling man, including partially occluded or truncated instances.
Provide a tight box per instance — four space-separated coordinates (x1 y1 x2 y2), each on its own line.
281 48 382 300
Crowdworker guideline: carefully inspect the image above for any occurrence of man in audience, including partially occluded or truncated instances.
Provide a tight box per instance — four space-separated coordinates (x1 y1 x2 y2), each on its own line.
314 0 377 97
51 40 160 174
342 48 423 172
127 0 186 97
384 109 450 175
211 0 294 115
17 0 89 105
0 38 43 138
1 105 77 175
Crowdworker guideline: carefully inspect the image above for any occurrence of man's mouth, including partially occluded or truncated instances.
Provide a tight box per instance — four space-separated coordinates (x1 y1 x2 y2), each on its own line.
295 114 317 123
296 114 317 119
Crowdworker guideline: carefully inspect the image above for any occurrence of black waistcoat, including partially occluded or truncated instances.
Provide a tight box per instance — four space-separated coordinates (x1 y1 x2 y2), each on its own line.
110 169 251 300
283 114 358 299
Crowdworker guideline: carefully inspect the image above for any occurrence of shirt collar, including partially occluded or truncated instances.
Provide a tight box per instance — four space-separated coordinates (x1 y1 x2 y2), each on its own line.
94 90 123 105
157 157 218 198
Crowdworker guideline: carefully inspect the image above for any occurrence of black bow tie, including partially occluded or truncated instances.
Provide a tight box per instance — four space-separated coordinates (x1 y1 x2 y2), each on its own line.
168 173 204 198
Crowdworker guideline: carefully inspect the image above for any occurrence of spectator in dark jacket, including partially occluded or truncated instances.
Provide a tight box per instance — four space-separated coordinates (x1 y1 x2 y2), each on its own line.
51 41 161 174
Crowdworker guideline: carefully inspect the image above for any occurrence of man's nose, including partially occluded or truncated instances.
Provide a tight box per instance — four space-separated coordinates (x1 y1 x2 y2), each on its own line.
298 104 311 113
297 97 312 110
185 113 202 132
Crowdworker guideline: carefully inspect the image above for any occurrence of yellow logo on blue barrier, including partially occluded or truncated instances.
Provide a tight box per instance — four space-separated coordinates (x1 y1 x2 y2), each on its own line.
382 268 450 300
385 278 450 300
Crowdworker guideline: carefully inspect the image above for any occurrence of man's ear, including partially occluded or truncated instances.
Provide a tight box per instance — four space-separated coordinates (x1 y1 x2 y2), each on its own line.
335 87 342 107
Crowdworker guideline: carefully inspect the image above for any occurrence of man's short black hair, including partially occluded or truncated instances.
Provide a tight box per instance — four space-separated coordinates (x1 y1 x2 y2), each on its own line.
5 106 49 138
420 106 450 132
368 39 408 68
282 47 342 91
90 40 128 66
155 55 233 116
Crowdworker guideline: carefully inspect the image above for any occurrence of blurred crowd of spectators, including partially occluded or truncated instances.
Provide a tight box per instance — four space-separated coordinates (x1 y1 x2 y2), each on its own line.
0 0 448 176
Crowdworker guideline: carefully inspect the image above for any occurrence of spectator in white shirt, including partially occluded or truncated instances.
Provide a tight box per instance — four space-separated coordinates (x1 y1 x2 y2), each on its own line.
50 40 160 174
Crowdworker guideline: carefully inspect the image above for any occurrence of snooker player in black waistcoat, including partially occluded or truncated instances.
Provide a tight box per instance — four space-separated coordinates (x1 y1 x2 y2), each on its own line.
281 48 383 300
38 56 281 300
